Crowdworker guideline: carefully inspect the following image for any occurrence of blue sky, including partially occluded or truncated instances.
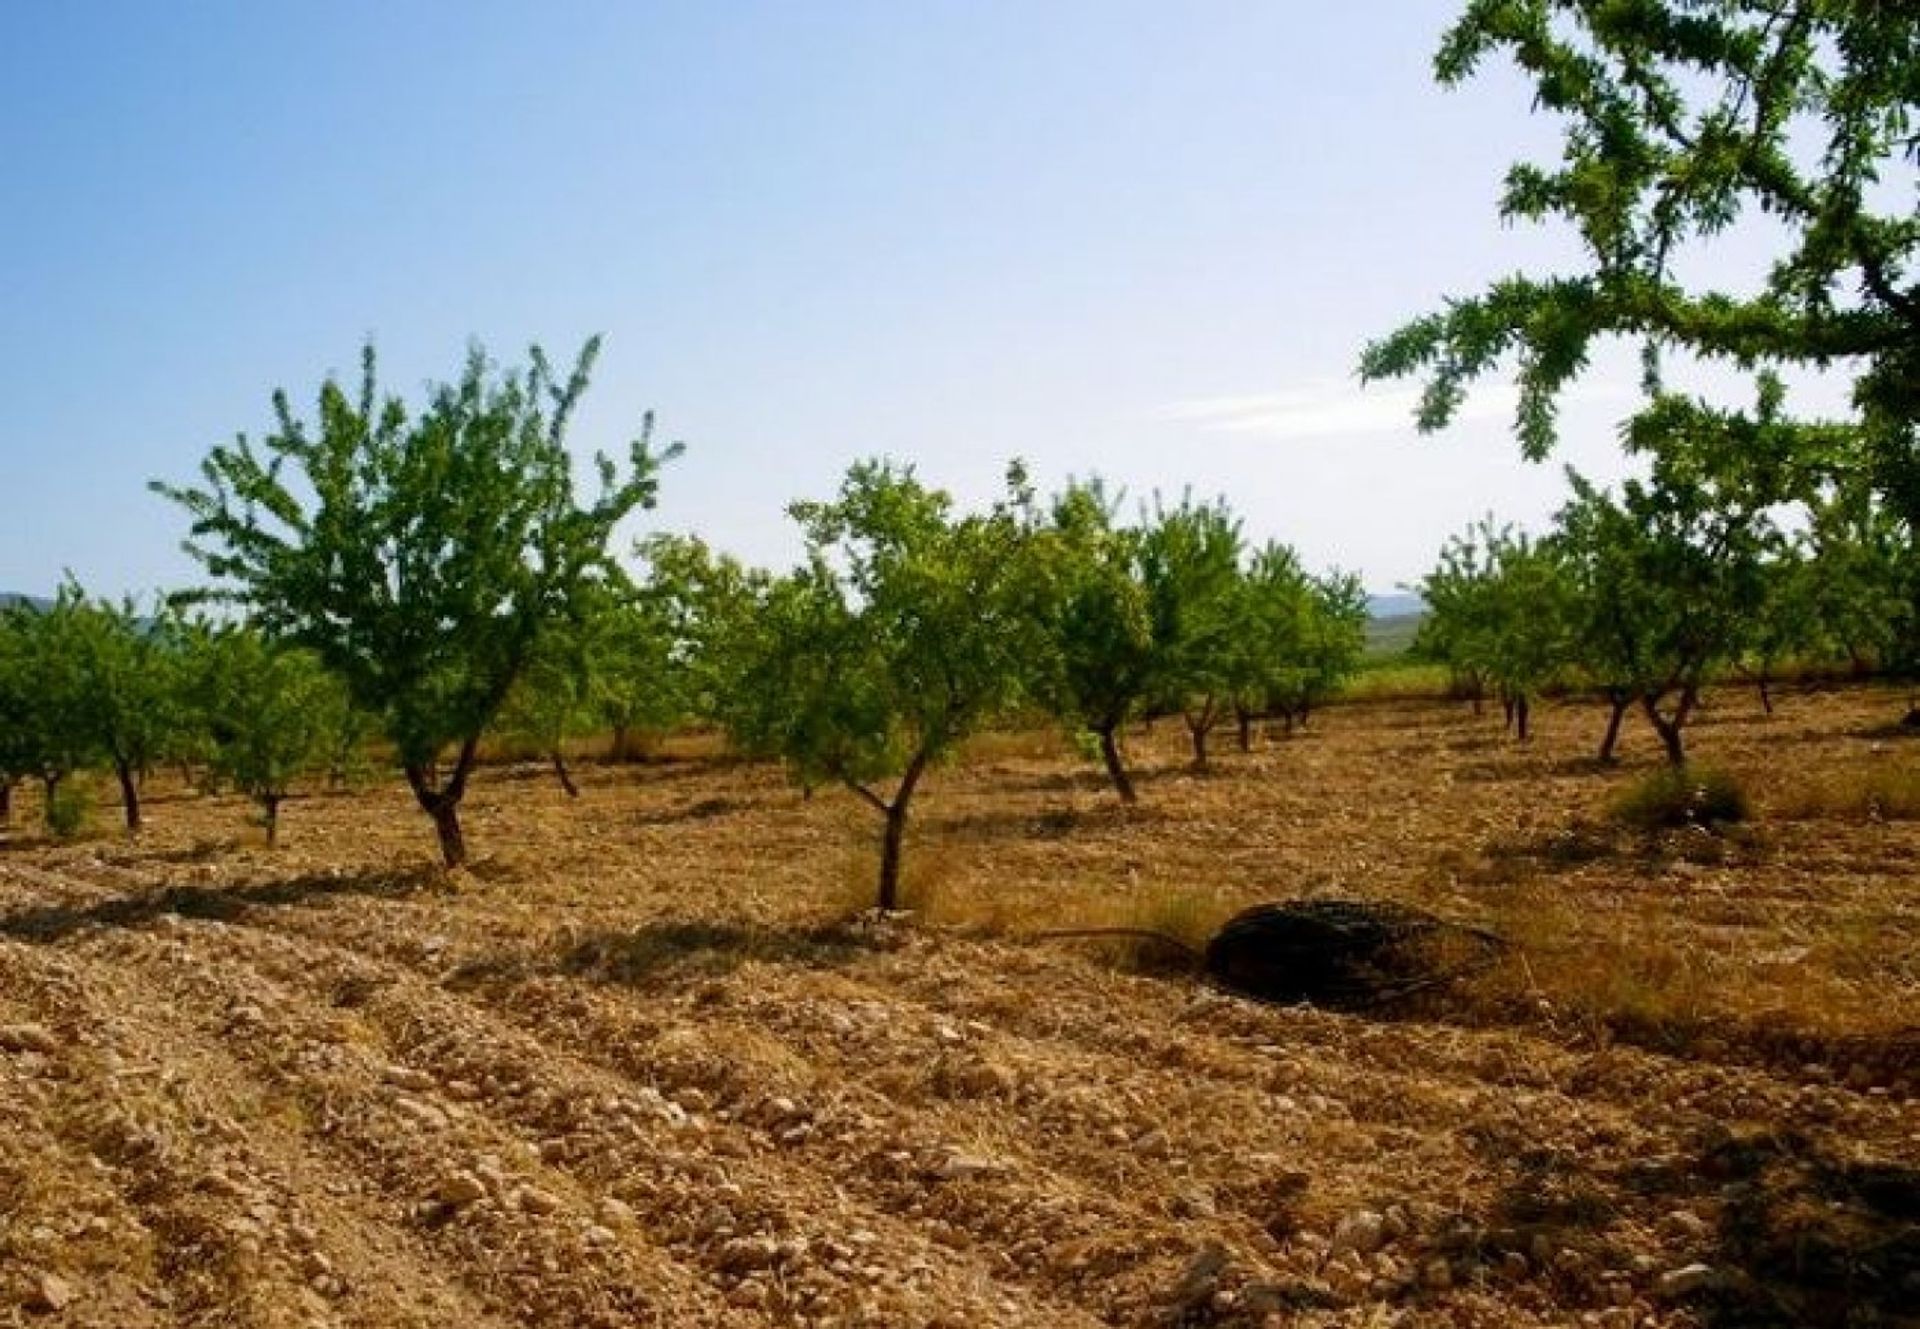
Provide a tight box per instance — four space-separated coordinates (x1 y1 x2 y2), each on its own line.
0 2 1787 597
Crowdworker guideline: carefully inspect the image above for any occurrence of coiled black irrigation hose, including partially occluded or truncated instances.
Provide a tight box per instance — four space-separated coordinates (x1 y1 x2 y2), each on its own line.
1039 898 1509 1010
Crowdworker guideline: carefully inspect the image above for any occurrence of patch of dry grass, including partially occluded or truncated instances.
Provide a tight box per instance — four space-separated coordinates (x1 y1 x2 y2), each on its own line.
1771 762 1920 821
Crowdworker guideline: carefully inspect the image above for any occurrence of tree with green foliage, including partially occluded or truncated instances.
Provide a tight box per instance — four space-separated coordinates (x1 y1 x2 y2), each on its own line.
1798 480 1917 680
1417 518 1572 740
195 626 350 844
154 338 675 867
1027 479 1157 801
1554 458 1775 764
715 462 1043 911
1285 569 1371 730
16 585 187 833
616 533 766 750
0 612 36 826
0 596 96 828
1222 545 1367 745
495 622 598 796
1362 2 1918 726
1361 2 1917 489
1138 494 1245 772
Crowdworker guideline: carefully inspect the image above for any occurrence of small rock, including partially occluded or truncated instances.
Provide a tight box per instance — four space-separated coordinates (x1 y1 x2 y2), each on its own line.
26 1273 73 1314
718 1235 780 1272
436 1172 487 1206
515 1186 561 1216
382 1064 435 1093
0 1025 59 1055
598 1198 635 1226
1421 1258 1453 1291
929 1152 1006 1182
1133 1128 1171 1157
583 1224 617 1246
1657 1263 1718 1299
1331 1210 1388 1256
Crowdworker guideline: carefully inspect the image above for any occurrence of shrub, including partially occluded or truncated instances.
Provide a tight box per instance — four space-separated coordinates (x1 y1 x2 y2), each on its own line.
1610 765 1750 831
44 782 91 839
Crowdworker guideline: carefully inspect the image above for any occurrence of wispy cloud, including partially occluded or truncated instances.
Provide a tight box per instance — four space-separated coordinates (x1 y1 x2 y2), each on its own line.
1160 378 1626 442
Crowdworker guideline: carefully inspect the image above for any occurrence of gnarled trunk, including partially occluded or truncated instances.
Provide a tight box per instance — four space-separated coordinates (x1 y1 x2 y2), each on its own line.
262 793 283 848
0 779 10 826
1642 684 1697 768
405 741 479 868
1235 706 1254 753
1514 693 1531 742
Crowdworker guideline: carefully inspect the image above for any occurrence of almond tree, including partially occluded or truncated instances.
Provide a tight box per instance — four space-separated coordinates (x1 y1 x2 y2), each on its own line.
1138 494 1244 772
1555 459 1773 765
1362 2 1918 706
715 462 1043 911
1027 479 1156 801
154 338 674 867
194 626 349 844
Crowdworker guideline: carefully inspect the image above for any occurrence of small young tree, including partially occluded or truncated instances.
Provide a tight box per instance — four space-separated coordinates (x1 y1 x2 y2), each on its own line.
716 462 1042 911
1027 479 1156 801
195 626 348 844
1138 494 1244 772
67 589 188 832
1287 570 1370 729
154 338 674 867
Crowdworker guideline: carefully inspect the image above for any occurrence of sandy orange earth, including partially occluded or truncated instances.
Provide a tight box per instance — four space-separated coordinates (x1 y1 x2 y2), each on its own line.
0 684 1914 1327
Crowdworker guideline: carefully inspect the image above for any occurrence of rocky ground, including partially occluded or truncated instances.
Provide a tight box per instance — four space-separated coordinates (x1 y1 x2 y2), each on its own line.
0 686 1914 1327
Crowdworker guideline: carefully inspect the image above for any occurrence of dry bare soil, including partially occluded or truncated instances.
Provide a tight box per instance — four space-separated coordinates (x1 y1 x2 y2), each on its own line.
0 686 1915 1328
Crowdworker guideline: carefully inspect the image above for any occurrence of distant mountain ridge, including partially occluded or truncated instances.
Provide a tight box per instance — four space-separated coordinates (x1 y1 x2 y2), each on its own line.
1366 591 1424 620
0 593 51 612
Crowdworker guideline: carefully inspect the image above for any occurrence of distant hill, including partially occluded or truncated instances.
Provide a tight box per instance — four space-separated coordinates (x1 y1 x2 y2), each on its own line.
0 593 51 612
1366 591 1424 619
1364 591 1425 658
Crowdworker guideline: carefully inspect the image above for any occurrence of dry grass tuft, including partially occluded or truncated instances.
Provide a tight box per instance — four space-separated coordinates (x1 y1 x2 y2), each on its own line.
1609 763 1750 830
1772 763 1920 821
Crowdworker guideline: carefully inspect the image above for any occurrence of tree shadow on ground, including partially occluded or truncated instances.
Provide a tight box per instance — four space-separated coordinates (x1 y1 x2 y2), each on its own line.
0 867 436 944
523 919 892 993
1450 1126 1920 1327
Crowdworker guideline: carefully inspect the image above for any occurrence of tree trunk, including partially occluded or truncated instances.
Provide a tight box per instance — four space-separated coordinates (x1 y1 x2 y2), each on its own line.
1757 675 1773 716
1235 706 1254 753
1598 693 1630 762
430 801 467 867
609 724 630 763
551 751 580 798
114 757 141 833
869 750 930 913
1515 694 1531 742
1096 725 1136 804
1642 688 1694 767
1502 695 1516 731
0 780 10 826
405 745 477 869
1188 721 1210 772
877 801 908 913
262 794 282 848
